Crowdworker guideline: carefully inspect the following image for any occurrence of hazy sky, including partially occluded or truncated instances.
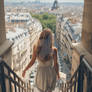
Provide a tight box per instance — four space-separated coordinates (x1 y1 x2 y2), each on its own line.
5 0 84 3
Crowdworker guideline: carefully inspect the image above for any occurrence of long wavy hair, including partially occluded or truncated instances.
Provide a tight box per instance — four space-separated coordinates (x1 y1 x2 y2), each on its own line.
36 28 54 62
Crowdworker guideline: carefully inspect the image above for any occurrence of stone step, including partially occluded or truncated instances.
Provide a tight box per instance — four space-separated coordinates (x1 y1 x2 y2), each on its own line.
32 87 61 92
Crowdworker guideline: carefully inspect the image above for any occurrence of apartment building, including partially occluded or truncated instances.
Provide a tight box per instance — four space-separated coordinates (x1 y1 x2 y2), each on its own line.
6 28 31 80
56 16 82 63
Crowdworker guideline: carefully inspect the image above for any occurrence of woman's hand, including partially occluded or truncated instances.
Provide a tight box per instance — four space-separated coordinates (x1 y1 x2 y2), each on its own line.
22 70 26 77
57 73 60 80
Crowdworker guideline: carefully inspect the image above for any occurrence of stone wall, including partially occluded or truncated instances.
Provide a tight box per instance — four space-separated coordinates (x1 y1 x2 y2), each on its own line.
0 0 6 45
82 0 92 54
0 0 13 66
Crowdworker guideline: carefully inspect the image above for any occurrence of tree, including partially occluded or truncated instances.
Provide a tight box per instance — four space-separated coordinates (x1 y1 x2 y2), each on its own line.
31 13 56 33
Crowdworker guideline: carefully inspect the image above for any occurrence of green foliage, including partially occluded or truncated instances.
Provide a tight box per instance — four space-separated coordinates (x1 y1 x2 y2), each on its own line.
31 13 56 33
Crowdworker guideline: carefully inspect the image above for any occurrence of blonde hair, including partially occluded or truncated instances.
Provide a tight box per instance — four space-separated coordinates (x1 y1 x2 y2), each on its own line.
36 28 54 62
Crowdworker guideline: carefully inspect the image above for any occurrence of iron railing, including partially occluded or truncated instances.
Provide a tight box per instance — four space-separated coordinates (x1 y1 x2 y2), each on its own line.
0 60 31 92
0 56 92 92
60 56 92 92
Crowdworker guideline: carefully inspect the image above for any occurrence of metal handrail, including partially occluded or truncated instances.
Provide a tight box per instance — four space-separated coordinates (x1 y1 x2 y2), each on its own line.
60 57 92 92
83 58 92 72
0 61 24 83
0 60 31 92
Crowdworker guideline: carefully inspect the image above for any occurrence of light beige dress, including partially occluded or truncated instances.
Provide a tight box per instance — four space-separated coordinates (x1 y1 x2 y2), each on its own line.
35 57 57 92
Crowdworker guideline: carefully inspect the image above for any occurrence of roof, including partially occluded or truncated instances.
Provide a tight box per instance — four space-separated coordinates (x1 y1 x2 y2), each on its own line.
6 28 29 42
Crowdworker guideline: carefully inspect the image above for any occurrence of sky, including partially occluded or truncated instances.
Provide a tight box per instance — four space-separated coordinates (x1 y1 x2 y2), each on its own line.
5 0 84 3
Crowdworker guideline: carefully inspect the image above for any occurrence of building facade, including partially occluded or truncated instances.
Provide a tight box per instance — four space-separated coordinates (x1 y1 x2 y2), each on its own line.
6 28 31 80
56 16 82 63
5 11 42 83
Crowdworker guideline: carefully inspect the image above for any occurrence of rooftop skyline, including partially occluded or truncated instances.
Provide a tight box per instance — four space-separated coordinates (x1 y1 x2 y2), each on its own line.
5 0 84 3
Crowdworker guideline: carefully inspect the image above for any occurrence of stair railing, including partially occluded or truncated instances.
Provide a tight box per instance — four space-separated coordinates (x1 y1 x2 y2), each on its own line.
0 60 31 92
60 56 92 92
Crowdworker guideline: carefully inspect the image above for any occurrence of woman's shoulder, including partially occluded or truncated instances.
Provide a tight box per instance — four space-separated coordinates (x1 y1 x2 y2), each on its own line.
52 46 57 51
52 47 57 54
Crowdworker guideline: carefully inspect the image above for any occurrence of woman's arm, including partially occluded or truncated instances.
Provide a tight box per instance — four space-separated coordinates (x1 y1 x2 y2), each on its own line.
22 45 37 77
53 47 60 79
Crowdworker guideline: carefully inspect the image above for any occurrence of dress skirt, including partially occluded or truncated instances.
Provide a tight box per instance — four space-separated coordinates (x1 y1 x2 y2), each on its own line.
35 65 57 92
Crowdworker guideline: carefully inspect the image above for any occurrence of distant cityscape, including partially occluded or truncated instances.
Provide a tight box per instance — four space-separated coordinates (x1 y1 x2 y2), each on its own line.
5 1 84 7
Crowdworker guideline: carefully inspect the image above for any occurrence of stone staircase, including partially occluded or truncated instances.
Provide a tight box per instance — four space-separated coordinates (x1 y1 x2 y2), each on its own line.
33 87 60 92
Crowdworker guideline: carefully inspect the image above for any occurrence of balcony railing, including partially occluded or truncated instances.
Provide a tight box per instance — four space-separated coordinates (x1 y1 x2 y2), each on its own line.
60 55 92 92
0 60 31 92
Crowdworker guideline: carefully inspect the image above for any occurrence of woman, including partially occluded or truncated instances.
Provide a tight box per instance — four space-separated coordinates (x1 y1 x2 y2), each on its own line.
22 28 60 92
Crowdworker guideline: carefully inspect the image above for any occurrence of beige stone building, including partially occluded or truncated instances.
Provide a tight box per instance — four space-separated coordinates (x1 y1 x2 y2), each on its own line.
5 12 32 28
28 18 42 56
0 6 42 85
27 18 42 85
56 16 82 63
5 10 42 83
6 28 31 80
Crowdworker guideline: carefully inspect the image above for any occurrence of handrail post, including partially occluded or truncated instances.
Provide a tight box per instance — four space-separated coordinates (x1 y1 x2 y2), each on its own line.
22 82 24 92
74 73 77 92
18 78 20 92
8 70 12 92
70 81 72 92
24 82 26 92
77 55 84 92
66 82 69 92
77 66 84 92
27 83 28 92
87 72 92 92
14 75 17 92
0 62 6 92
61 83 64 92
